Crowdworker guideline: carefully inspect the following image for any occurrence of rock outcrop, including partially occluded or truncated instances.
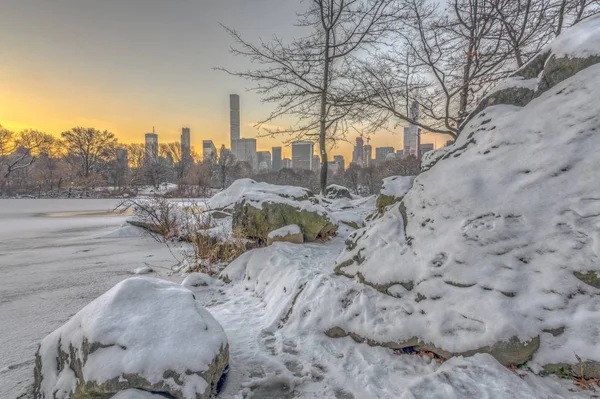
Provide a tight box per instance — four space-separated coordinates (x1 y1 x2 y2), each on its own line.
267 224 304 246
34 277 229 399
325 184 352 200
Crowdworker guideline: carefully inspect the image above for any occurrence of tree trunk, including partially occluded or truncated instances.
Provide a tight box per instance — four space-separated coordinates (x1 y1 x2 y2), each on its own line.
319 28 331 195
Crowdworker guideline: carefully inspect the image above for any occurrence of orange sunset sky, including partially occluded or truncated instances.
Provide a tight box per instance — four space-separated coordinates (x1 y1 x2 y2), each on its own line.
0 0 451 162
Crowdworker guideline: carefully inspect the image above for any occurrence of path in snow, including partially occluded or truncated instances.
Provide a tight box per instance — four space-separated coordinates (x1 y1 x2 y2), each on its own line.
0 200 178 399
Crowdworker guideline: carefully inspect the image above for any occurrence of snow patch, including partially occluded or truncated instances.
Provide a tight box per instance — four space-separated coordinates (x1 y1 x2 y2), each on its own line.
268 224 302 239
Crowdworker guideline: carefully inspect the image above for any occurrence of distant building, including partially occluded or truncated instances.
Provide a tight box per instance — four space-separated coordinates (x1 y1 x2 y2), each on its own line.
333 155 345 171
352 136 364 166
291 141 314 170
203 140 217 161
446 140 456 147
116 148 128 168
403 101 421 158
375 147 395 164
230 94 240 146
181 127 191 162
364 144 373 167
257 151 272 170
272 147 282 171
312 155 320 172
396 149 405 159
385 152 397 161
232 138 257 169
144 133 158 164
327 161 339 174
282 158 292 169
419 143 434 159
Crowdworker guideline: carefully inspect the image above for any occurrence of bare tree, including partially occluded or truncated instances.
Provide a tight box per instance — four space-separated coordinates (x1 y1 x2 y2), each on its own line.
61 127 118 178
219 0 398 193
216 145 236 189
1 128 54 182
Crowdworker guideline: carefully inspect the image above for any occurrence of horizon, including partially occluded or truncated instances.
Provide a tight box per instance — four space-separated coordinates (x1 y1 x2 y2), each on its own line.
0 0 451 162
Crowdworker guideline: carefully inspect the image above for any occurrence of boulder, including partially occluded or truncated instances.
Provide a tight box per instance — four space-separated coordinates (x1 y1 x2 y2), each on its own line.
233 200 336 242
325 184 352 199
376 176 415 213
267 224 304 246
33 277 229 399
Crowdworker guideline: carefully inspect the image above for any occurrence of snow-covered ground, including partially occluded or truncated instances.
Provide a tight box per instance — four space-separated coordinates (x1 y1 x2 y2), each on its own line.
0 200 178 398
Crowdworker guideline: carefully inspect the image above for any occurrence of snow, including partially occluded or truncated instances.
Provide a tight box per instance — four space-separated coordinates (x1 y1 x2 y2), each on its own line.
381 176 416 198
132 265 153 275
208 178 313 210
549 14 600 58
267 224 302 239
333 62 600 368
37 277 227 399
98 224 147 239
181 272 221 288
487 76 540 96
0 199 179 399
111 390 164 399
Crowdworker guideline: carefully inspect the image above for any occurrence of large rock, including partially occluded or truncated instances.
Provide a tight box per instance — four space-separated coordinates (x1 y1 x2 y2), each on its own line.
332 18 600 377
376 176 415 213
232 199 336 242
325 184 352 199
34 277 229 399
267 224 304 246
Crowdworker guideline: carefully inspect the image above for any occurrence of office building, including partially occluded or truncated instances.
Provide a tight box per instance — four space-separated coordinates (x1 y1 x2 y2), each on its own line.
282 158 292 169
203 140 217 161
396 149 405 159
181 127 191 162
291 141 314 170
272 147 282 171
364 144 373 167
419 143 434 158
352 136 364 165
375 147 395 164
403 101 421 158
232 138 257 169
230 94 240 146
144 133 158 164
333 155 345 171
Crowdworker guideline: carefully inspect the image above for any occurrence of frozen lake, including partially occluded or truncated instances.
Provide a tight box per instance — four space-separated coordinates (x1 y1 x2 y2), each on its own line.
0 199 177 398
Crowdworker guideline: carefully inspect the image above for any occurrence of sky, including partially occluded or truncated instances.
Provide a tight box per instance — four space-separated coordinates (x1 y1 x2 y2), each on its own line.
0 0 452 161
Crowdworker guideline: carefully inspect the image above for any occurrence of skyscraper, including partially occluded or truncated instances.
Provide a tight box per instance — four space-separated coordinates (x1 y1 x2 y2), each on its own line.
257 151 272 170
352 136 364 165
291 141 314 170
230 94 240 146
144 132 158 165
203 140 217 161
272 147 282 171
375 147 395 164
403 101 420 158
364 144 373 167
231 138 257 169
333 155 345 171
181 127 191 163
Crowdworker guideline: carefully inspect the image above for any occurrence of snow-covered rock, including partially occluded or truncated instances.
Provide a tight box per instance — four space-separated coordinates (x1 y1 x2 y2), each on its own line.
376 176 415 212
132 265 153 275
208 178 314 210
331 18 600 375
325 184 352 199
267 224 304 246
110 389 164 399
33 277 229 399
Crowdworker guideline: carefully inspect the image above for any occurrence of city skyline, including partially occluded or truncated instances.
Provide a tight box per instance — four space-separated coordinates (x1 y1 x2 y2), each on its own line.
0 0 451 163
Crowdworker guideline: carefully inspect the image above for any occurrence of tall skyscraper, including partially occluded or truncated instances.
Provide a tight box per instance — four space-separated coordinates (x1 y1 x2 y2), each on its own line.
230 94 240 146
144 132 158 165
202 140 217 161
181 127 191 162
272 147 282 171
352 136 364 165
364 144 373 167
333 155 345 171
403 101 421 158
375 147 395 164
291 141 314 170
232 138 257 169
